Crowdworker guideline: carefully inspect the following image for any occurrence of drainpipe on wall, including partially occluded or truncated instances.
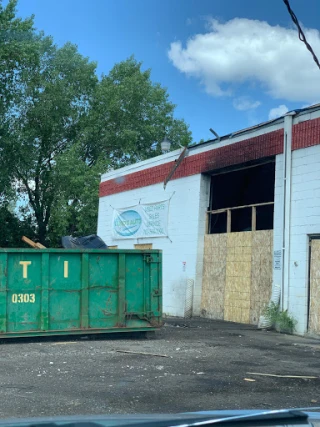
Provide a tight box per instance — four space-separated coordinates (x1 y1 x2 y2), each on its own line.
281 111 295 310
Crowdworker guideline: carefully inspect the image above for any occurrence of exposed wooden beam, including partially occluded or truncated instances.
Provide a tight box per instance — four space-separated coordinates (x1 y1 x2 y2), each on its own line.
227 210 231 233
252 206 257 231
207 201 274 215
163 147 188 189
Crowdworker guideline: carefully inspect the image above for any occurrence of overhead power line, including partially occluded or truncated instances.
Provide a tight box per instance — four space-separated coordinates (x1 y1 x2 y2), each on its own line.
282 0 320 70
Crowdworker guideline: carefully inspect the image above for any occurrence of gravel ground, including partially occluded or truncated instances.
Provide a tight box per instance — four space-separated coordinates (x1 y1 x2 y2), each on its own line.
0 317 319 419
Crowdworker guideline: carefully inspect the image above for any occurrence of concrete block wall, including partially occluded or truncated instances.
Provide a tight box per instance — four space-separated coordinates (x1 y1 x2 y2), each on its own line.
273 144 320 334
289 144 320 333
98 174 209 317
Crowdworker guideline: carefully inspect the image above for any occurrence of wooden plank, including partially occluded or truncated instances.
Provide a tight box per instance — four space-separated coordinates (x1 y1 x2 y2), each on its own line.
116 349 168 358
35 242 46 249
22 236 46 249
22 236 38 249
205 211 209 234
250 230 273 325
252 206 256 231
134 243 153 250
207 201 274 215
309 239 320 334
247 372 318 379
163 147 188 189
227 210 231 233
201 234 226 320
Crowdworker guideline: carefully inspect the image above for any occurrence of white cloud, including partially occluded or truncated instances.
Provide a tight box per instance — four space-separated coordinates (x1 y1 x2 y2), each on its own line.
168 18 320 102
268 104 289 120
233 96 261 111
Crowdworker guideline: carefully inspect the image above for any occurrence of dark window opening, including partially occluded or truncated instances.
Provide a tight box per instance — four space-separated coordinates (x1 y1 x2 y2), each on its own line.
231 207 252 232
256 204 274 230
210 212 227 234
208 161 275 234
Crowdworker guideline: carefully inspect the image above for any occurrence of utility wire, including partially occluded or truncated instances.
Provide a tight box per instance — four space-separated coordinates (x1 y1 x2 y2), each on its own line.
282 0 320 70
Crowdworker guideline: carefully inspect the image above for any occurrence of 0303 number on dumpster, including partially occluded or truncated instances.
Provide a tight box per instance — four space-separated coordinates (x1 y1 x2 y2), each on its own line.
11 293 36 303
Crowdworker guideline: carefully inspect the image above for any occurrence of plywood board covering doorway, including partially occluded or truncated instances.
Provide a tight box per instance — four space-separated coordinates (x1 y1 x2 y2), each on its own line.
309 238 320 334
201 230 273 325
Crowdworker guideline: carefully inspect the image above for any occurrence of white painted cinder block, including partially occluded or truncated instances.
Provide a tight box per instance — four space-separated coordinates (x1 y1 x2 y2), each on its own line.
97 174 209 318
273 145 320 334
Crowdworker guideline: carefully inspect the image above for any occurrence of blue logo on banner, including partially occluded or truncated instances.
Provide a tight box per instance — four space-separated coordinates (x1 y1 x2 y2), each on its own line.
114 210 142 236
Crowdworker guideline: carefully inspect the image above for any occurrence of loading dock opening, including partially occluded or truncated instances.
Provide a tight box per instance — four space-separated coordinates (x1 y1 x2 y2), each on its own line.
201 160 275 325
207 160 275 234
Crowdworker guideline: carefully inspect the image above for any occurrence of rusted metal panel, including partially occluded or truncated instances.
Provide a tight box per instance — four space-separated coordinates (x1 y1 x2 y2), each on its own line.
0 249 162 338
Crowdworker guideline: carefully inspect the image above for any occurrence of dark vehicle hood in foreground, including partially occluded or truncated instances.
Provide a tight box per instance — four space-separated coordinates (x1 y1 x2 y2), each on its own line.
0 409 320 427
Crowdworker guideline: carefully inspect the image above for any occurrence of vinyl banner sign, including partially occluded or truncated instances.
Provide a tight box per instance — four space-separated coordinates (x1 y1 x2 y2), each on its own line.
112 200 169 239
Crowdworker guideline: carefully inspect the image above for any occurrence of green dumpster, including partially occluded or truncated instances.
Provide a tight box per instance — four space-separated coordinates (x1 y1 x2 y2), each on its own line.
0 249 162 338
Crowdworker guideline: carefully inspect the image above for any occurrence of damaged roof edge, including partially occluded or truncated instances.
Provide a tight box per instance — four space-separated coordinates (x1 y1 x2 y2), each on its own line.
100 103 320 182
188 116 284 151
189 103 320 152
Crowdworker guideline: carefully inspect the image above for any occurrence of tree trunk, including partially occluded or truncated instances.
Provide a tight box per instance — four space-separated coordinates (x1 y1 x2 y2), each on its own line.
37 220 47 245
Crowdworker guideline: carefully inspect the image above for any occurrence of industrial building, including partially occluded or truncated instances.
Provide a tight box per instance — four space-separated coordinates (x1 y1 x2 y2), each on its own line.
98 104 320 335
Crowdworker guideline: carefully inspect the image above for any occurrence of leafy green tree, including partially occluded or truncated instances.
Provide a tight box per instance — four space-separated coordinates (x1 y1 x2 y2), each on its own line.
47 143 105 246
0 204 35 247
5 37 97 244
80 57 192 169
0 0 38 197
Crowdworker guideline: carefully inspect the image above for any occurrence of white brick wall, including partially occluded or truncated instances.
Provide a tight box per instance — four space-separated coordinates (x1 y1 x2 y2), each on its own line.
273 144 320 334
97 174 209 317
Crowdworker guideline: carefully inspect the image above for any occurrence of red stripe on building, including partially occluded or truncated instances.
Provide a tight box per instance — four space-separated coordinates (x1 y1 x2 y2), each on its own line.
99 129 284 197
292 117 320 150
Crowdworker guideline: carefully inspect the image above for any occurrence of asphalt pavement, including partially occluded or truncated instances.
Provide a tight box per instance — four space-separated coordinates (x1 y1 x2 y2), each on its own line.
0 318 319 419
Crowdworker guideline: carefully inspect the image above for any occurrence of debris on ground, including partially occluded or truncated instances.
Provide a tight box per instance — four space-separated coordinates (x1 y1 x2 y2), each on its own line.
1 317 320 418
115 349 169 358
247 372 318 379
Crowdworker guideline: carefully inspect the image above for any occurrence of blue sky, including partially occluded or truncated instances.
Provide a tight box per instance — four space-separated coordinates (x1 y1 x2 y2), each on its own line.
15 0 320 143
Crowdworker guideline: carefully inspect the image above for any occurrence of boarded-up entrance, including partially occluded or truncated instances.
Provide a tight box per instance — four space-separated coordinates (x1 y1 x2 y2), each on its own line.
309 239 320 334
201 230 273 325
